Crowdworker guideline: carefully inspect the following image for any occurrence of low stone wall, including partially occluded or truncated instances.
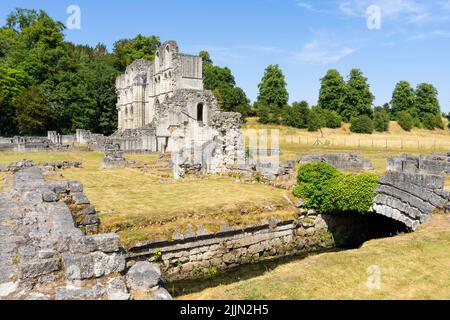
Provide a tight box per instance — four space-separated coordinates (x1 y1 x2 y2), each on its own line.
299 153 373 171
126 211 389 281
373 155 450 230
387 153 450 175
0 165 171 300
0 136 53 152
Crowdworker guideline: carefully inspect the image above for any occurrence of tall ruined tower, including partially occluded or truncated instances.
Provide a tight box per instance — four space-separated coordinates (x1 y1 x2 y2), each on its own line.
115 41 204 131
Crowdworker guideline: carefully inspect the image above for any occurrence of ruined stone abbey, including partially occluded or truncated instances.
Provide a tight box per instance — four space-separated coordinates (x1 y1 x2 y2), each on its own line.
113 41 244 177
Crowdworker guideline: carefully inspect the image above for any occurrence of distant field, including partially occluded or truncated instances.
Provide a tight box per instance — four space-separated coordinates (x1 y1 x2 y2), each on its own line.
178 214 450 300
244 118 450 163
0 151 295 247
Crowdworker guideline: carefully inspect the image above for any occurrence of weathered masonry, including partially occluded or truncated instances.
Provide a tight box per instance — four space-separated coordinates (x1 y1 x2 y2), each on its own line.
112 41 245 178
0 164 171 300
372 154 450 230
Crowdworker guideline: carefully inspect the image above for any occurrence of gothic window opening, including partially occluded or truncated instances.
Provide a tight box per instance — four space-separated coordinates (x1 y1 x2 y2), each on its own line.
197 103 204 126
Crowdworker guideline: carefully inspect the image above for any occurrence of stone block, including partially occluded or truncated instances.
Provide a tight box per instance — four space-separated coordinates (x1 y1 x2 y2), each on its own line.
126 262 162 291
71 192 90 205
19 258 59 279
107 277 130 300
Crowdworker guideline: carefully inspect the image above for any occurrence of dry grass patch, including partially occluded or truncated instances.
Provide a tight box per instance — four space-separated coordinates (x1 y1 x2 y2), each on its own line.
0 151 295 247
178 214 450 300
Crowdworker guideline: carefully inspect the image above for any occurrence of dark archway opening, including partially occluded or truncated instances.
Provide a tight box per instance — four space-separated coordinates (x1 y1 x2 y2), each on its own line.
197 103 204 126
322 213 411 249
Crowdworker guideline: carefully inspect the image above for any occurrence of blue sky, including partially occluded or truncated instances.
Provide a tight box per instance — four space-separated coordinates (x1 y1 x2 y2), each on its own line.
1 0 450 112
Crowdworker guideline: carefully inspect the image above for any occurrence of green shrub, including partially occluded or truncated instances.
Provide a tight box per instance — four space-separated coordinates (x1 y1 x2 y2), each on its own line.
321 173 379 214
323 109 342 128
350 115 374 134
412 117 422 129
397 111 414 131
307 109 325 132
373 108 390 132
293 163 339 209
293 162 379 214
422 113 444 130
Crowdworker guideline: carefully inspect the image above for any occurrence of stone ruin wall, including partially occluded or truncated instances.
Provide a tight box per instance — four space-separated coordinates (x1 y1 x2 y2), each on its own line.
0 164 171 300
126 210 391 282
372 154 450 230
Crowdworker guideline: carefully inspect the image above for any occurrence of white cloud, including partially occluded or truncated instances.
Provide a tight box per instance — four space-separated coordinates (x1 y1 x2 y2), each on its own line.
439 1 450 11
407 29 450 40
296 1 328 13
339 0 430 23
295 39 358 65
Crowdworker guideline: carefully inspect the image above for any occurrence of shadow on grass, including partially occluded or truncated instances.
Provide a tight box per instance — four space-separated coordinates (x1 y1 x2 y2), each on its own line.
167 247 344 298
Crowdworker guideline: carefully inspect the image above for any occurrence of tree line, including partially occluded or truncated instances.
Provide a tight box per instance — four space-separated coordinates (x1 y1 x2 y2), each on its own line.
0 8 251 137
253 65 447 134
0 8 447 137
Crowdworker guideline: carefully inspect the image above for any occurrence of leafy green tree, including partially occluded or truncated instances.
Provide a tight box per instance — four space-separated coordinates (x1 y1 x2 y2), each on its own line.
350 115 374 134
203 64 235 90
256 64 289 124
414 83 441 119
0 64 31 135
199 50 213 65
422 113 444 130
15 85 52 134
307 107 326 132
113 34 160 71
322 109 342 128
318 69 346 113
214 84 251 116
341 69 374 121
373 107 390 132
447 113 450 129
200 50 250 116
282 101 310 128
390 81 416 117
6 8 40 32
397 111 414 131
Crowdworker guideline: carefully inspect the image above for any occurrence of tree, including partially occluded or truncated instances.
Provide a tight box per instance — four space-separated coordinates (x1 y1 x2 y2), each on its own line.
414 83 440 119
199 50 213 65
318 69 346 113
397 111 414 131
308 107 326 132
6 8 40 32
113 34 160 71
256 64 289 124
390 81 416 117
350 115 374 134
373 107 390 132
0 64 30 135
15 85 52 134
341 69 374 121
422 113 444 130
282 101 310 128
201 50 250 116
214 84 251 117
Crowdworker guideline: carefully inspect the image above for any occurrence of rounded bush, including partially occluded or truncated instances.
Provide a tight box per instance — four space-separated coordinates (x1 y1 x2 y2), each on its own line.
397 111 414 131
350 115 374 134
293 162 379 214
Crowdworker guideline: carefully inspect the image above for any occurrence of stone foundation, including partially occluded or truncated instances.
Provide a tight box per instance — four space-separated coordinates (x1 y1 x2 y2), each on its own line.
0 165 171 300
126 211 393 281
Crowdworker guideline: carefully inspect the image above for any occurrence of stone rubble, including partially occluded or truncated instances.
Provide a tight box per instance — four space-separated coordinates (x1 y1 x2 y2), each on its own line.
0 164 171 300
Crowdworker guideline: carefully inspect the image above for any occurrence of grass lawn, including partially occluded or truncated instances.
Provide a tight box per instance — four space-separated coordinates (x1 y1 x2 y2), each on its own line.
0 151 295 247
178 214 450 300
